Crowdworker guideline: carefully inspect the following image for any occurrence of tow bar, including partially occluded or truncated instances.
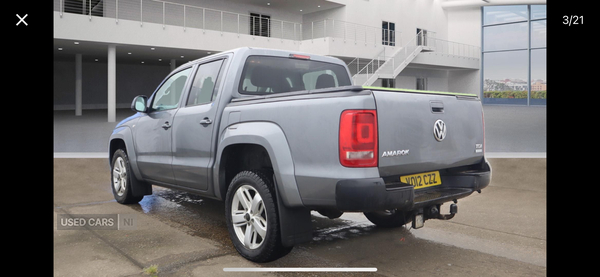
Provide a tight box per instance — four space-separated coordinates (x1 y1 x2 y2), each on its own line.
412 202 458 229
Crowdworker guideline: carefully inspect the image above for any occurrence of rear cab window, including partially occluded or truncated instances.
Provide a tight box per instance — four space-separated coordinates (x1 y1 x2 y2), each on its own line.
238 55 351 95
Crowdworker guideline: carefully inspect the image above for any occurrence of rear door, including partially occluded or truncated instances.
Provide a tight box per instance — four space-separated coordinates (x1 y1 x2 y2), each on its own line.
371 88 485 177
133 67 193 184
171 58 227 191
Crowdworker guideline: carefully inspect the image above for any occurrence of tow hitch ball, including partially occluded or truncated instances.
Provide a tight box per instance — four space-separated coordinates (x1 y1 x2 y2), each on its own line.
412 202 458 229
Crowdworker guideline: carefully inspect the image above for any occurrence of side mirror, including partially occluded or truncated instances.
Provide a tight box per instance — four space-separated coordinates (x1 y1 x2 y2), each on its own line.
131 95 148 113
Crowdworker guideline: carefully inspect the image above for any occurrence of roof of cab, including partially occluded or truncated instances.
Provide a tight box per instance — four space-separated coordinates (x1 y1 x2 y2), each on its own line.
178 47 346 69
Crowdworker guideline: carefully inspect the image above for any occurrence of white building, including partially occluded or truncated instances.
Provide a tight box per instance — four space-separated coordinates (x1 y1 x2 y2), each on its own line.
53 0 545 121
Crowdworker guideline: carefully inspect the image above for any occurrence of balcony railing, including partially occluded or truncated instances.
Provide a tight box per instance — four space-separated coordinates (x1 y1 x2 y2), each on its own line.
54 0 402 47
308 18 401 47
55 0 304 41
54 0 479 64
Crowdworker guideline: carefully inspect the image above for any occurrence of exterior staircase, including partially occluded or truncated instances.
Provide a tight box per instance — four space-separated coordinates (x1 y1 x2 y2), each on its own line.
352 31 431 86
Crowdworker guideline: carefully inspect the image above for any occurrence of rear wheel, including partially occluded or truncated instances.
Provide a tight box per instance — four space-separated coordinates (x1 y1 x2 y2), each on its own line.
364 209 412 228
225 170 292 262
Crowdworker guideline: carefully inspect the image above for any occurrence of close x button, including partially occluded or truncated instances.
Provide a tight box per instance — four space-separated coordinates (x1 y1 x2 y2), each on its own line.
16 14 28 26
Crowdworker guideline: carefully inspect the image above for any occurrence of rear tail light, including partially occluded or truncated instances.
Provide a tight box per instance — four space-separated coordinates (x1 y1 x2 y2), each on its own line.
339 110 378 167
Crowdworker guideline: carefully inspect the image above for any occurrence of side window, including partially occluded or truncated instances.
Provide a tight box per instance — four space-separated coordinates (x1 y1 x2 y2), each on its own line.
151 67 192 111
187 59 225 106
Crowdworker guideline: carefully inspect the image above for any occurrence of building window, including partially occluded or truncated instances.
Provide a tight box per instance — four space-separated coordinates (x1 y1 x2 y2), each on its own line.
416 78 427 91
416 28 429 46
382 21 395 46
530 49 546 105
482 5 546 105
381 79 395 88
250 13 271 37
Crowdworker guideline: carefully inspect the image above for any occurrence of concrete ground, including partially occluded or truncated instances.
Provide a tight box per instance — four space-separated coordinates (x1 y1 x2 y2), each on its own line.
54 158 546 276
54 104 546 276
482 105 546 153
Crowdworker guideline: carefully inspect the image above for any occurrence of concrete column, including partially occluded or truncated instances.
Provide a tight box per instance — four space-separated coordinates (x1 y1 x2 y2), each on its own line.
170 59 176 72
75 54 82 116
108 45 116 122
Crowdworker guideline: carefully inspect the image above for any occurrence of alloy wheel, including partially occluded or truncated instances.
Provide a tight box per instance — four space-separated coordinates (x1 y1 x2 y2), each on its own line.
230 184 268 249
112 157 127 196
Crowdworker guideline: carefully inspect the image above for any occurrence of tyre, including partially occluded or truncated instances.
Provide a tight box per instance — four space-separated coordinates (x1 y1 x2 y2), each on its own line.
363 209 412 228
225 170 292 262
111 149 144 204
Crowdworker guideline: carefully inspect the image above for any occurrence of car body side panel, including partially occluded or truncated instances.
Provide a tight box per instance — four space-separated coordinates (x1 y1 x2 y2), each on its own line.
221 91 380 209
109 114 143 180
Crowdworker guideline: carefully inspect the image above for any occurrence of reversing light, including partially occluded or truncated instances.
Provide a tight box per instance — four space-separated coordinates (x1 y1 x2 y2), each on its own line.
339 110 378 167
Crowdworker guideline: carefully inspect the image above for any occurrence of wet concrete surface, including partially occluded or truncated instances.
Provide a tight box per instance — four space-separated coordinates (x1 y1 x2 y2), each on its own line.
54 158 546 276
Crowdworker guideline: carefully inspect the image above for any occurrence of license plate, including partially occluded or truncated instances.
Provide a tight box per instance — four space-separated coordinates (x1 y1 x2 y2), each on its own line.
400 171 442 189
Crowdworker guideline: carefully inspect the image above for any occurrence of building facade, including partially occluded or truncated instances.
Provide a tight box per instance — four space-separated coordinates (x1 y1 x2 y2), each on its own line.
53 0 546 121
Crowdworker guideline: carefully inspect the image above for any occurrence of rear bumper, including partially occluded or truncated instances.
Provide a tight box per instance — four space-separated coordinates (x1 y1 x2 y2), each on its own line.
335 159 491 212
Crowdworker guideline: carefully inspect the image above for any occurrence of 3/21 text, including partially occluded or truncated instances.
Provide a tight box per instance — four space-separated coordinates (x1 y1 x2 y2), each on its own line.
563 15 583 26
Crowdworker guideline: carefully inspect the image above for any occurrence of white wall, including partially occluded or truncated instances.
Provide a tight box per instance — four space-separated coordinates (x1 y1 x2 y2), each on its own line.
389 67 479 95
394 67 448 91
305 0 451 46
448 69 480 95
446 6 481 95
447 6 481 48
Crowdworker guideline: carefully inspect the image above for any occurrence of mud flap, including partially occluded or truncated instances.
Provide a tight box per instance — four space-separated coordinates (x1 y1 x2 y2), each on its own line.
130 173 152 198
273 178 313 247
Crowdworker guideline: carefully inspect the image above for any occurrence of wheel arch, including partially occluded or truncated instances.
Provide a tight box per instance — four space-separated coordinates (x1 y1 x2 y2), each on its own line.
108 126 143 182
109 138 126 164
214 121 303 208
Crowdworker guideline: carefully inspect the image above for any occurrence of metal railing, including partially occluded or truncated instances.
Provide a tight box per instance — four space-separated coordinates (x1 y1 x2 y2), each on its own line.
379 31 425 76
308 18 401 47
424 37 481 59
353 31 424 85
55 0 303 41
54 1 405 46
352 31 480 85
347 56 389 77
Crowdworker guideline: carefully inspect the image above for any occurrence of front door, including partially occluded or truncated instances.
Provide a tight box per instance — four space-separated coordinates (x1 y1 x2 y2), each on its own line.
133 67 193 184
172 58 226 191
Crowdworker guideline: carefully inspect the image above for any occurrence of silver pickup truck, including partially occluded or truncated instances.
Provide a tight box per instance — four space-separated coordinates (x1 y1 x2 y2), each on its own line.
109 47 491 262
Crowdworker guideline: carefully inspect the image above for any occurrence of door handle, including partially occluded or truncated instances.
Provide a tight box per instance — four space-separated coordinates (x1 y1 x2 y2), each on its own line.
162 121 172 130
199 117 212 125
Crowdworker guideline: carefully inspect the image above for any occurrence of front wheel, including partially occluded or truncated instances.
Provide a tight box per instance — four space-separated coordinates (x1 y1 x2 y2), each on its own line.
225 170 292 262
111 149 144 204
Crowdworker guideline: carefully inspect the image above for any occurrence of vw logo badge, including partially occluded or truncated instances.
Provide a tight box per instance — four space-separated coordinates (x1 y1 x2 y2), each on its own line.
433 120 447 142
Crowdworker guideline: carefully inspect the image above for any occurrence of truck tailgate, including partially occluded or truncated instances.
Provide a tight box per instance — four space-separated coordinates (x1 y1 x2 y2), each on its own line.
370 88 485 177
